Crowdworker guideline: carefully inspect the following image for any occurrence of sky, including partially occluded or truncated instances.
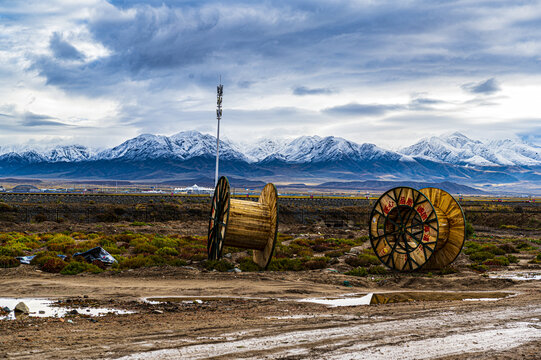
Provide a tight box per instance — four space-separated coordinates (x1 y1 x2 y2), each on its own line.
1 0 540 150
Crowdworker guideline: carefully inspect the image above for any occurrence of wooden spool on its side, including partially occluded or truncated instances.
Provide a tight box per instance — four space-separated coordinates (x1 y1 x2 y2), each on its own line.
419 187 466 270
207 176 278 269
369 186 465 271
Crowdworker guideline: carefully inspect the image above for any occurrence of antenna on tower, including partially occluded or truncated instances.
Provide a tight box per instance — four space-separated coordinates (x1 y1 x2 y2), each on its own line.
215 76 223 187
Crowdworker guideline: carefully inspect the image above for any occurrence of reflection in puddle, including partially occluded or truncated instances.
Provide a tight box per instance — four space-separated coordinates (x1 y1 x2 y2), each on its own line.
0 298 134 320
298 291 511 307
489 272 541 281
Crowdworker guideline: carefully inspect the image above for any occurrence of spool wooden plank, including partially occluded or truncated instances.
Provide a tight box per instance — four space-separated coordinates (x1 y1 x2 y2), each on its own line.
420 187 466 270
207 176 278 269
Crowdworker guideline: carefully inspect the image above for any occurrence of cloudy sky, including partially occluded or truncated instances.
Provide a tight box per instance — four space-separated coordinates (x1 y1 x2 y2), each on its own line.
1 0 540 150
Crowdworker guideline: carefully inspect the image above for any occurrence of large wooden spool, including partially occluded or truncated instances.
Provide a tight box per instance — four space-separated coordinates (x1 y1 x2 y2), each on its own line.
369 187 465 271
207 176 278 269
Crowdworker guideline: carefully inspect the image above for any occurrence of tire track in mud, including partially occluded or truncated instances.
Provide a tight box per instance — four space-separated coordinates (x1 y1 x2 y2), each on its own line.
116 305 541 360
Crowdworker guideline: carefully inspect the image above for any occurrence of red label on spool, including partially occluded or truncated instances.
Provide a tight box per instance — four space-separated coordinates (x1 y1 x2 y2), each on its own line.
416 206 428 221
383 201 395 214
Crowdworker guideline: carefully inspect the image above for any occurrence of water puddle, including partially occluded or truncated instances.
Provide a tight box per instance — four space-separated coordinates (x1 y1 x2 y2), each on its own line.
0 298 134 320
489 271 541 281
144 296 266 305
298 291 512 307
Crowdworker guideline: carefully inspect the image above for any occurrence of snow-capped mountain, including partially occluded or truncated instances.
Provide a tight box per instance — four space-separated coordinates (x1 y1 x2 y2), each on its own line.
0 145 95 163
258 135 405 163
400 132 541 167
235 138 289 162
97 131 247 161
46 145 94 162
0 131 539 188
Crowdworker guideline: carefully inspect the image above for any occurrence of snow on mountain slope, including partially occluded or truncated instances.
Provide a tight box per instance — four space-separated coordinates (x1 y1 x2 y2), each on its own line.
46 145 94 162
257 135 405 163
98 131 247 161
0 131 538 168
400 132 541 167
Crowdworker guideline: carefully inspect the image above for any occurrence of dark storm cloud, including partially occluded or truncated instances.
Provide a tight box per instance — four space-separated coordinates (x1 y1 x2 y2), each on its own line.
49 32 84 60
293 86 335 96
324 103 403 117
461 78 501 95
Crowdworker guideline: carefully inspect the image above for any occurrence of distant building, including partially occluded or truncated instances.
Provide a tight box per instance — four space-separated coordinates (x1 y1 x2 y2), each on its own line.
11 185 40 193
174 184 213 194
0 186 5 192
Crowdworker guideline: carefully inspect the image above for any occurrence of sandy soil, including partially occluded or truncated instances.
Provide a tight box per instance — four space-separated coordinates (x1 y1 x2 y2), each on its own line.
1 265 540 360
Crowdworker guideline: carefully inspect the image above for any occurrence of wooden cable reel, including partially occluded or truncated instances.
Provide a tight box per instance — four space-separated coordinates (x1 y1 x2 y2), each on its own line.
207 176 278 269
369 187 465 271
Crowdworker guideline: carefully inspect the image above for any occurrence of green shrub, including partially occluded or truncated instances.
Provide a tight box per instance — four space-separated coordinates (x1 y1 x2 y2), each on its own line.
0 246 24 257
481 245 506 256
498 244 518 253
469 251 495 262
367 265 388 275
346 254 380 267
130 221 149 226
515 241 535 251
46 235 75 252
151 237 179 249
469 263 488 272
465 221 475 238
238 257 261 272
0 255 20 268
118 255 151 269
155 247 179 256
41 258 66 273
167 258 188 267
133 243 158 254
304 257 329 270
325 250 346 258
60 261 103 275
345 267 368 277
506 255 519 264
204 259 234 272
483 256 510 267
267 258 304 271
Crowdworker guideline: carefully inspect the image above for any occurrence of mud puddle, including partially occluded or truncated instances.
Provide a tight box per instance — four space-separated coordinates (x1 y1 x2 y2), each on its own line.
298 291 512 307
0 298 134 320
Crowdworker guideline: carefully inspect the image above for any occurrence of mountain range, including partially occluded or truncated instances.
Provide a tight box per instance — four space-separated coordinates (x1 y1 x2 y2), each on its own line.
0 131 539 193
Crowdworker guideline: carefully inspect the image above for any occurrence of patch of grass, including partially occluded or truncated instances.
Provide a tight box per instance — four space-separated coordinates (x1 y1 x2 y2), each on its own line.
267 258 304 271
60 261 103 275
483 256 510 267
46 234 75 253
303 257 329 270
469 263 489 273
465 221 475 238
131 221 150 226
498 243 518 253
506 254 519 264
469 251 495 262
345 254 380 267
238 257 261 272
0 255 20 268
204 259 234 272
156 247 179 256
345 267 368 277
367 265 388 275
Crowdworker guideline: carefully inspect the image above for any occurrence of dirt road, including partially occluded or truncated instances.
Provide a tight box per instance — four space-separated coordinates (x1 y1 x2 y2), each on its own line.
1 267 540 359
